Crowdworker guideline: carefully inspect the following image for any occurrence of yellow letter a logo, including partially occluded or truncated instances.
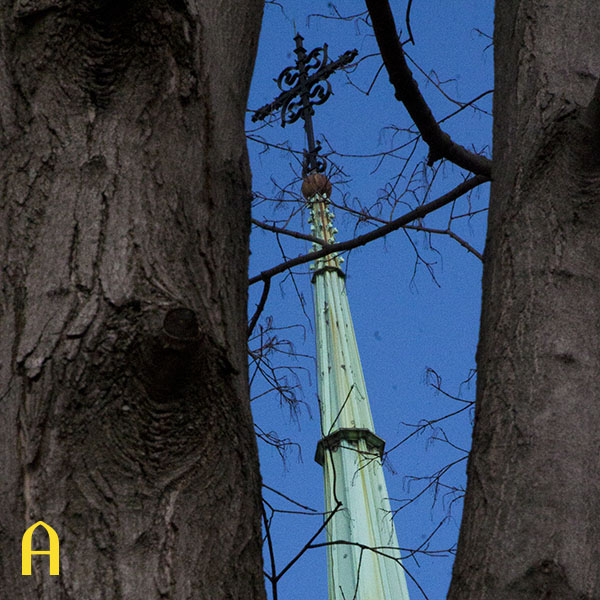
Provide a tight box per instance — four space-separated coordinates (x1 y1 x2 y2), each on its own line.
22 521 60 576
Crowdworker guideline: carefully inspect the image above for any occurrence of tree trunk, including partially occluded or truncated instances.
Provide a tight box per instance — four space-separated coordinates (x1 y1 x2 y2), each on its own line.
0 2 265 598
449 2 600 598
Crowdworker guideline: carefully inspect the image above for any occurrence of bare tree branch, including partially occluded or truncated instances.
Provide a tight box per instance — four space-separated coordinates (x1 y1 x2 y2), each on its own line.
404 224 483 261
252 217 325 245
262 505 279 600
274 500 343 583
365 0 492 177
248 278 271 337
405 0 415 45
249 175 488 285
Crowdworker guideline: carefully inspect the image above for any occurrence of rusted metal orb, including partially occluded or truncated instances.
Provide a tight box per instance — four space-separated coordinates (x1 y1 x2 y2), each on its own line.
301 172 332 200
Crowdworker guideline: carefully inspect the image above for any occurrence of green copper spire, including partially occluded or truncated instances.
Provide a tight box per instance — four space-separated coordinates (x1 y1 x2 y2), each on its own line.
303 173 411 600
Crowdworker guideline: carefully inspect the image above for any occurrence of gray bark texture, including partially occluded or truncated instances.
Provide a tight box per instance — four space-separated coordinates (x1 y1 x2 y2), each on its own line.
449 2 600 599
0 1 266 598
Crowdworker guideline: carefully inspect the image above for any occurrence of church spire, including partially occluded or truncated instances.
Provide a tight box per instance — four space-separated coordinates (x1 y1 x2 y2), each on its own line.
253 34 411 599
303 173 410 600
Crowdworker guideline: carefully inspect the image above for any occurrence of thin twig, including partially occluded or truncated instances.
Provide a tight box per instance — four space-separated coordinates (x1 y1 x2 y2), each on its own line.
262 505 279 600
262 484 318 512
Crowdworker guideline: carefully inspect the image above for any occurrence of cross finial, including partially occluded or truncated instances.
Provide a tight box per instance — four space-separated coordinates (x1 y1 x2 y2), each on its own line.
252 34 357 176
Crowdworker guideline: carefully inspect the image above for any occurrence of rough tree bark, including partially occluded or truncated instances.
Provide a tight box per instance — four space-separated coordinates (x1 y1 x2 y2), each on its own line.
449 2 600 599
0 1 266 598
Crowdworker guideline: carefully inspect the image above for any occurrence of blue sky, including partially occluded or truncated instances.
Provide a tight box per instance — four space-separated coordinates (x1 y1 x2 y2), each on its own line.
247 2 493 598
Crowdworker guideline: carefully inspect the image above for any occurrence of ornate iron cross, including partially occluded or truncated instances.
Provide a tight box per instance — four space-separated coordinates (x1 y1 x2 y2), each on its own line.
252 34 357 175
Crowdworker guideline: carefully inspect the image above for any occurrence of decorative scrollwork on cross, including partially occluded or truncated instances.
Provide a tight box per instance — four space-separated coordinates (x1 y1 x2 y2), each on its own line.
275 43 332 126
252 33 357 175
